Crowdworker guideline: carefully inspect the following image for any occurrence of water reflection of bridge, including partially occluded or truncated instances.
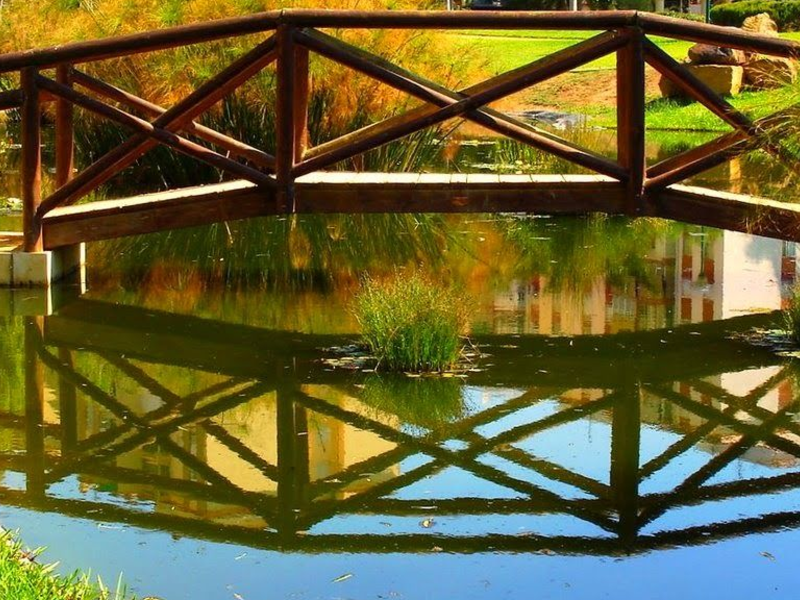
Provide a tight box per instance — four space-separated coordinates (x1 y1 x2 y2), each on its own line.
3 299 800 555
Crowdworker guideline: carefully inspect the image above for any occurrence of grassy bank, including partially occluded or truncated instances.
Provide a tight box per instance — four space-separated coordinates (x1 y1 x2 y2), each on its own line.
0 531 134 600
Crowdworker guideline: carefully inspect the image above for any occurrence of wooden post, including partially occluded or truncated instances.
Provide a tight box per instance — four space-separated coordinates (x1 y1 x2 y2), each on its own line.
616 29 646 216
294 403 310 507
58 347 78 453
21 68 43 252
55 65 75 188
276 385 297 540
294 45 310 164
25 317 46 499
610 383 641 547
276 25 297 213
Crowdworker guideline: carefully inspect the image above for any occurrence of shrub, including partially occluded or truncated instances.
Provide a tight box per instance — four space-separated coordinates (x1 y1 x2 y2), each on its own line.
354 272 469 372
710 0 800 30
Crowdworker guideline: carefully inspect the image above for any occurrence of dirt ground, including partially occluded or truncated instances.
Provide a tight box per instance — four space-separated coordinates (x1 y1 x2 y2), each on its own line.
497 65 667 113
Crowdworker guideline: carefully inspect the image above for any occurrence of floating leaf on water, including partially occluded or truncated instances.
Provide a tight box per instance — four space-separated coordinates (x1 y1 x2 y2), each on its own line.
332 573 353 583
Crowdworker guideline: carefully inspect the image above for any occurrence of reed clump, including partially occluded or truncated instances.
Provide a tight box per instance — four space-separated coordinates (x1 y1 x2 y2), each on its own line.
354 271 469 372
782 287 800 345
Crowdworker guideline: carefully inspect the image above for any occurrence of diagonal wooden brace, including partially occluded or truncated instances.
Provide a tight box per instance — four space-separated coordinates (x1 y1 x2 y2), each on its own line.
37 35 278 217
294 30 630 178
71 69 276 171
36 76 273 187
296 27 627 180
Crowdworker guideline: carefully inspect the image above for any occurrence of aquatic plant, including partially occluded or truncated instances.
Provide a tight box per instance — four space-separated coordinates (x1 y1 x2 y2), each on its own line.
354 271 469 372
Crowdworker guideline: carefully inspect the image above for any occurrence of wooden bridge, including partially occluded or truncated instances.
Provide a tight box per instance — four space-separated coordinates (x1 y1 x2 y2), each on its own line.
1 9 800 255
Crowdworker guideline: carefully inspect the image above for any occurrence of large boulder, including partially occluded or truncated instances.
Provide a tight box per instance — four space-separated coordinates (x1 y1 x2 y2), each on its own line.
745 55 798 88
741 13 779 37
687 43 746 66
659 65 744 98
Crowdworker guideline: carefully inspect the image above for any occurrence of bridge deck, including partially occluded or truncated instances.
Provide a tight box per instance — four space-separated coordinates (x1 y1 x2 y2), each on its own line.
40 172 800 248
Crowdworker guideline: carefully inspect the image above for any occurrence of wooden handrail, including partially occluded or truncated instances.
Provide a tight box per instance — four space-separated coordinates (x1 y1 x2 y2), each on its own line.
639 12 800 58
0 9 796 75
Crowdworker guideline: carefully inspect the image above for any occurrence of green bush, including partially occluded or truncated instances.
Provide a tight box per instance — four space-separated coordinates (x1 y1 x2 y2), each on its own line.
710 0 800 30
354 272 469 372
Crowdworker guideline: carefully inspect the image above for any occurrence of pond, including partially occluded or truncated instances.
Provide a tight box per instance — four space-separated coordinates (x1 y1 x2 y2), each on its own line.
2 211 800 599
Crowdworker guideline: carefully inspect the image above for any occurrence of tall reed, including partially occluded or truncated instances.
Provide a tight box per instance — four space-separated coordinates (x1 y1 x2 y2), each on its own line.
354 271 469 372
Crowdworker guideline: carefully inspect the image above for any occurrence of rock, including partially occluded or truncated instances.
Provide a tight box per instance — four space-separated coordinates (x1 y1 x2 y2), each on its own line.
741 13 779 37
659 65 744 98
687 43 746 66
745 55 798 88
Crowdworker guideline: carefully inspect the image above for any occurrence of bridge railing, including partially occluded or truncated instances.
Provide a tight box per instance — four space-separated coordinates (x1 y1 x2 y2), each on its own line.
0 9 798 252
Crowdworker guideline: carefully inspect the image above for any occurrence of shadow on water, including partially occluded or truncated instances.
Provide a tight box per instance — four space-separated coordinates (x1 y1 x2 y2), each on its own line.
2 298 800 558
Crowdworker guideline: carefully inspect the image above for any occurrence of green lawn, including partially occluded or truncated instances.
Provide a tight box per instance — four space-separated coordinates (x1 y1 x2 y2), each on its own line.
0 531 134 600
443 29 800 131
445 29 800 75
444 30 694 73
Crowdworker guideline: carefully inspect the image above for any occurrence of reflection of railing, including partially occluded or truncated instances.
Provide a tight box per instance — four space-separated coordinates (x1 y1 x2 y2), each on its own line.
0 10 799 252
2 302 800 554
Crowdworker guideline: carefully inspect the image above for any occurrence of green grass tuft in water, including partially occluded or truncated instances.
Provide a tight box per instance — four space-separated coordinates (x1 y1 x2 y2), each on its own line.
354 271 469 373
782 288 800 345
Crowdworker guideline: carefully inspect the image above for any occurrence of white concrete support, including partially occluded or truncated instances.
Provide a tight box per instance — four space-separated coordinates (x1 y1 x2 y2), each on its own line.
0 243 86 288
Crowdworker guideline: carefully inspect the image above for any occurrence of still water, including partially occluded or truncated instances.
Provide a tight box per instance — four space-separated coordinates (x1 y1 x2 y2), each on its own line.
2 213 800 599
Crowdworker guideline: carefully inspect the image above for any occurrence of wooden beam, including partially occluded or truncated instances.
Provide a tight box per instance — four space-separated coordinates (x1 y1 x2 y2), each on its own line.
0 89 23 111
640 13 800 59
37 36 277 216
647 184 800 242
645 134 754 190
646 129 749 179
282 9 639 29
37 75 273 187
0 12 281 74
0 9 794 74
41 174 626 248
616 30 646 215
296 30 628 176
72 70 276 171
55 65 75 189
276 25 297 212
296 28 626 180
21 68 42 252
0 11 639 76
643 38 794 169
294 44 310 163
42 181 278 248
